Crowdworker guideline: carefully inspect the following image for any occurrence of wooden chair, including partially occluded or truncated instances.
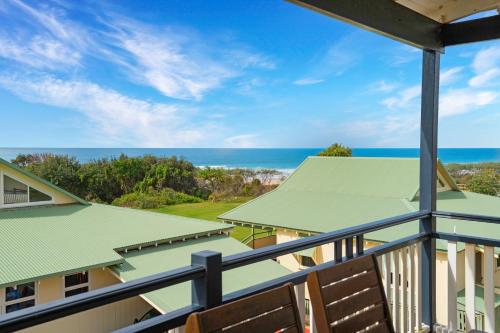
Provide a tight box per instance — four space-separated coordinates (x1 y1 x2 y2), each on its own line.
307 254 394 333
185 283 304 333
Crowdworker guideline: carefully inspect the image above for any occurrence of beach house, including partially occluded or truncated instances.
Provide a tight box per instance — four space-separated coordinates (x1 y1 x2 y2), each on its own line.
219 157 500 329
0 157 289 332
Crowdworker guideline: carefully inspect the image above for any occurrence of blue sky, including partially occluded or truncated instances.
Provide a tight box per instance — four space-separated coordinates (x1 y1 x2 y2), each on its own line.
0 0 499 148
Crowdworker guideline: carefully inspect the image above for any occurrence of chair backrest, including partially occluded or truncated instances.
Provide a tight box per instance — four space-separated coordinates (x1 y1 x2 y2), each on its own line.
307 254 394 333
185 283 304 333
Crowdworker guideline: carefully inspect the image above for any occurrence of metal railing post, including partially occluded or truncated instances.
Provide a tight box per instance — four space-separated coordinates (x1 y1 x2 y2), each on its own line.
419 49 440 328
191 251 222 310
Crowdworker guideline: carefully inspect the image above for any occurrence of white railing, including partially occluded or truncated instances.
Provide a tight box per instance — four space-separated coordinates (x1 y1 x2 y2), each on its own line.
376 240 497 333
3 192 28 204
379 244 427 333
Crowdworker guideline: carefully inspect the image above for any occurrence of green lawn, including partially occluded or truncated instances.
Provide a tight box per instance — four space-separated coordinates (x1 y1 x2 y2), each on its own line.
150 198 253 241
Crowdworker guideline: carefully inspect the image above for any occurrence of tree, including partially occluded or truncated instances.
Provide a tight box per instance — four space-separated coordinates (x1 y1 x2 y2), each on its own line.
197 167 226 193
466 169 499 196
257 169 280 185
318 143 352 157
12 153 84 197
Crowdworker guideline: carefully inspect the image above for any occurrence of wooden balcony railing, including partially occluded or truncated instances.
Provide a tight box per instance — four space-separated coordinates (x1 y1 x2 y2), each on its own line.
0 210 498 333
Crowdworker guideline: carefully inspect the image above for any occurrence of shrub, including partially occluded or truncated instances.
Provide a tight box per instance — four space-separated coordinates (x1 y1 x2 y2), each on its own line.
318 143 352 157
112 188 202 209
467 169 499 196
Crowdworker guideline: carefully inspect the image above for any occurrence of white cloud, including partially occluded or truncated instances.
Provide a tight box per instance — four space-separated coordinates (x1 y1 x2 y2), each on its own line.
468 45 500 87
468 68 500 87
382 85 420 109
440 89 498 118
440 67 463 86
224 134 259 148
104 21 234 100
295 33 362 84
0 74 210 147
370 80 397 93
293 78 324 86
0 1 275 101
0 35 81 69
341 113 420 146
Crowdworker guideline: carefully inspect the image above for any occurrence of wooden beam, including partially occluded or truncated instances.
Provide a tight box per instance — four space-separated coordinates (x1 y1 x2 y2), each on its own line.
443 14 500 46
287 0 443 51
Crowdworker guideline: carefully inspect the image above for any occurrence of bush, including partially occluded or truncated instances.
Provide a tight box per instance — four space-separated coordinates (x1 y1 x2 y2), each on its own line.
112 188 202 209
467 169 499 196
318 143 352 157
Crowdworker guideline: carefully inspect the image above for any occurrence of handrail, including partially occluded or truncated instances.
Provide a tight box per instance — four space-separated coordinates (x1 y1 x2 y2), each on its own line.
223 210 430 271
0 265 205 332
3 209 498 333
0 210 429 333
433 211 500 225
113 232 431 333
434 232 500 248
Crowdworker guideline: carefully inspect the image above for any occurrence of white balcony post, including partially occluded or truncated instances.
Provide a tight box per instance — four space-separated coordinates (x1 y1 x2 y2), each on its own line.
483 246 495 333
294 283 306 328
392 249 401 331
401 248 408 333
465 243 476 330
384 254 391 300
409 245 416 332
447 241 457 332
416 242 422 331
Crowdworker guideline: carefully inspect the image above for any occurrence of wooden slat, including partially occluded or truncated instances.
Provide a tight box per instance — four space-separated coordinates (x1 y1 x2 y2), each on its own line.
194 284 298 332
307 271 330 333
332 304 387 333
465 243 476 331
447 241 457 331
321 270 378 304
223 305 297 333
366 321 391 333
416 242 422 330
483 246 495 333
317 255 374 286
392 249 400 331
326 286 383 322
384 254 391 301
283 326 300 333
409 244 415 332
401 248 408 333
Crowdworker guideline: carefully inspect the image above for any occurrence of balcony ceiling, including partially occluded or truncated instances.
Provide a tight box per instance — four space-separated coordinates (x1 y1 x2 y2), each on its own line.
395 0 500 23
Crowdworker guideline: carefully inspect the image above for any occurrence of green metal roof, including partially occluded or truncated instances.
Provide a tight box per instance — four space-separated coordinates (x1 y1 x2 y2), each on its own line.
220 157 500 251
112 235 291 313
0 204 232 288
0 157 89 205
457 285 500 313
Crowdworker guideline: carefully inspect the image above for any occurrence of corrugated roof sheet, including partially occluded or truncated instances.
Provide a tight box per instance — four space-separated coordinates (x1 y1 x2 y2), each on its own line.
112 236 291 313
0 204 232 287
220 157 500 251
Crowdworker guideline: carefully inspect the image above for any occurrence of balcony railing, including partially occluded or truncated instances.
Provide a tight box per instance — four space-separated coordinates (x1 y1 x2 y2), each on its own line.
0 209 498 333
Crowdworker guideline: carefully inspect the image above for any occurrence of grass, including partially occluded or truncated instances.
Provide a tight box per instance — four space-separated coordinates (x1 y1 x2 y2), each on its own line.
150 197 253 241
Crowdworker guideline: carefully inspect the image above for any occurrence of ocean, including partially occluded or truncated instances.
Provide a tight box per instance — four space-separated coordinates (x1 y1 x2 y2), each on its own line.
0 148 499 170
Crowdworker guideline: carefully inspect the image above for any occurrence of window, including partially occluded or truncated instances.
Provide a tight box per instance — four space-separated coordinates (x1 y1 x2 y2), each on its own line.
1 282 36 314
64 272 89 297
1 173 52 207
3 175 28 204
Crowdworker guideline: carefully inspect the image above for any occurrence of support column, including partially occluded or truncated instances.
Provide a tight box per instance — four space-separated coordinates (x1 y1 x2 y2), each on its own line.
419 49 440 329
191 251 222 309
